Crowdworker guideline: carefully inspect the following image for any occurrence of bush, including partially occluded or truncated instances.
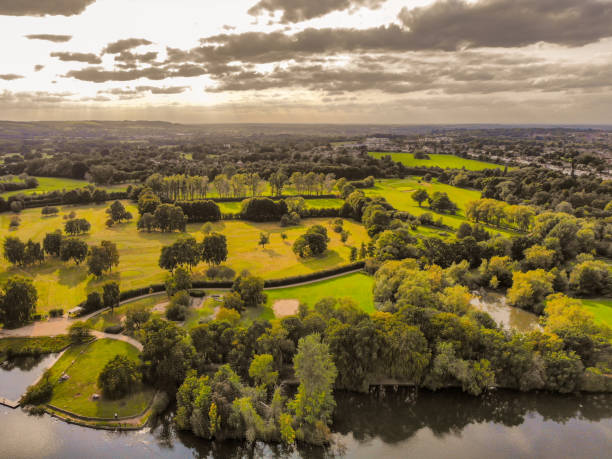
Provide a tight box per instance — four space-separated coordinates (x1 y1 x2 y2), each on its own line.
166 291 191 321
98 355 141 399
9 215 20 229
49 308 64 318
189 289 207 298
69 321 91 343
280 212 301 227
241 197 288 222
84 292 103 313
205 265 235 280
21 371 54 405
104 324 124 334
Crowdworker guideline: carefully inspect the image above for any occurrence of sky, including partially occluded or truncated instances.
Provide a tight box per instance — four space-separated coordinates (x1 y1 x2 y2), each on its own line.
1 0 612 124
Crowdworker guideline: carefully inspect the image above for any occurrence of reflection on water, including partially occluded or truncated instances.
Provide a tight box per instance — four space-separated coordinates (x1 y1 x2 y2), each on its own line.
1 389 611 459
471 291 540 332
0 353 59 401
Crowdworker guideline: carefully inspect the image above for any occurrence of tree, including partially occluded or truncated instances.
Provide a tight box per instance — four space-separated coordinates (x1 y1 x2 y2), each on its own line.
153 204 187 232
43 231 63 257
64 218 91 235
569 259 612 296
59 238 88 265
288 334 337 444
292 225 329 258
23 240 44 265
102 281 120 313
87 241 119 277
68 321 91 343
106 200 132 224
141 318 195 391
411 189 429 207
258 232 270 249
137 188 161 215
0 276 37 326
249 354 278 389
3 236 25 265
165 266 192 297
507 269 555 314
166 291 191 321
98 355 140 399
159 236 201 271
222 291 244 312
137 212 156 232
233 272 266 308
201 233 228 266
125 307 151 332
83 291 103 313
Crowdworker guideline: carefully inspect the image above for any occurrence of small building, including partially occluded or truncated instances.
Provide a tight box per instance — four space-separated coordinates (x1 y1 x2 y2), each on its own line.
67 306 83 318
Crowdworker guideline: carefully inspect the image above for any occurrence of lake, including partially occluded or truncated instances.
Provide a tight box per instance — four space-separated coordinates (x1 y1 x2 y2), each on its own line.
470 291 541 332
1 388 610 458
0 353 59 401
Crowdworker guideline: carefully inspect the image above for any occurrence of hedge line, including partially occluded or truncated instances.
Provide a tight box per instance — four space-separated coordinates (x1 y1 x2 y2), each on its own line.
116 263 366 302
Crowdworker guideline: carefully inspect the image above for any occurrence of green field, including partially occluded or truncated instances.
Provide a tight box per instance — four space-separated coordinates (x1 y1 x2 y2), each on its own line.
1 177 131 198
365 178 517 237
369 152 508 171
266 272 374 314
581 298 612 327
47 339 153 418
0 202 368 314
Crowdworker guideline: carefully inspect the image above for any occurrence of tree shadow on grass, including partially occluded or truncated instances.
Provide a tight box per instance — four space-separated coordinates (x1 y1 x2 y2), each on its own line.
262 248 282 258
297 249 343 268
57 265 89 287
86 271 120 291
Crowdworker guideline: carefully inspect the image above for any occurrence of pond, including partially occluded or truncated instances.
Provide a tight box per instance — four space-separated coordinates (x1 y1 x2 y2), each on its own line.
470 291 540 332
0 353 59 401
1 389 611 458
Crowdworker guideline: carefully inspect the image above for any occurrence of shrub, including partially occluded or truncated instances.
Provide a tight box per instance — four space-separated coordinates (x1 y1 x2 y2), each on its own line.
69 321 91 343
104 324 124 334
49 308 64 318
280 212 301 227
21 371 53 405
189 289 207 298
98 355 140 399
205 265 235 280
84 291 103 313
9 215 21 229
166 291 191 321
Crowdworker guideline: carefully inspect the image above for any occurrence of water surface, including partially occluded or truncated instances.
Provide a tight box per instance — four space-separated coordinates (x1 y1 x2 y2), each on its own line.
0 353 59 401
471 291 540 332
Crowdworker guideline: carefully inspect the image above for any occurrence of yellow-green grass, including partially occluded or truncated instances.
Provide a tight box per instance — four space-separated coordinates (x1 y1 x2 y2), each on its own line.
581 298 612 328
1 177 131 198
218 198 343 215
364 178 518 237
47 339 153 418
265 272 375 314
369 152 509 171
0 202 368 314
86 294 166 332
0 335 71 362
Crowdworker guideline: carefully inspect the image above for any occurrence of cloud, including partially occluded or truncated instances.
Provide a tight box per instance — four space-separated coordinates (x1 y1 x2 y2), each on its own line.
64 66 168 82
103 38 152 54
136 86 188 94
51 51 102 64
0 0 96 16
0 74 24 80
248 0 386 23
398 0 612 49
34 65 44 72
25 34 72 43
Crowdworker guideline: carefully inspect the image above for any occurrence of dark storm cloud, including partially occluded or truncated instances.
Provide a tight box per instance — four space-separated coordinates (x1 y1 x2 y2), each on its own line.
0 74 24 80
0 0 96 16
103 38 153 54
248 0 386 23
25 34 72 43
51 51 102 64
398 0 612 49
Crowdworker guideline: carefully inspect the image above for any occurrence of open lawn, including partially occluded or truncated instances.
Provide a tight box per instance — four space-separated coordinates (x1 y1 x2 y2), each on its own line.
0 202 368 314
218 197 343 215
1 177 131 198
581 298 612 327
369 152 509 171
266 272 374 314
47 338 153 418
365 178 518 237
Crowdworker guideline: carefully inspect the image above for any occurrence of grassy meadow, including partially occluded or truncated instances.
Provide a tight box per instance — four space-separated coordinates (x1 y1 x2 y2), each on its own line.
365 178 518 237
581 298 612 327
1 176 131 198
0 201 368 313
47 339 153 418
266 272 374 313
369 152 508 171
